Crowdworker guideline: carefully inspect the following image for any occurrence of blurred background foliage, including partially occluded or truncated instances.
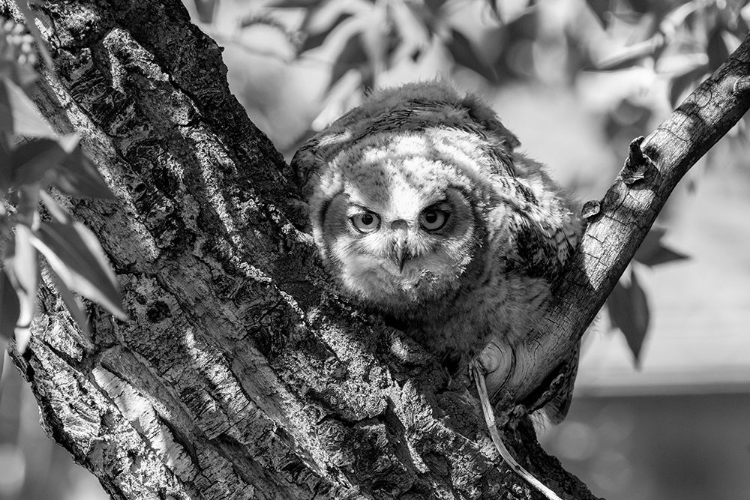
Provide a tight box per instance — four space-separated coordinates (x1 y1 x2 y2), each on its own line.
2 0 750 499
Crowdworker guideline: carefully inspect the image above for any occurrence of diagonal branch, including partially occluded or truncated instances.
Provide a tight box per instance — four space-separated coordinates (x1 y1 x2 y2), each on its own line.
486 31 750 406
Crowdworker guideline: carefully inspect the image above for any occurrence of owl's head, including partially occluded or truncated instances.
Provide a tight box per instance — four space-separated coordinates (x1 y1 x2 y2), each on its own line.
292 81 522 315
310 133 482 312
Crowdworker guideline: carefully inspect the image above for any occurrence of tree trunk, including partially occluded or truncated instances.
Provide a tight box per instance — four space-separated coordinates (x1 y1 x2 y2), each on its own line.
4 0 749 499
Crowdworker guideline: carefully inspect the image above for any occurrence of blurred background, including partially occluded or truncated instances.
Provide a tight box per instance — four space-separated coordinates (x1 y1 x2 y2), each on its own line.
2 0 750 498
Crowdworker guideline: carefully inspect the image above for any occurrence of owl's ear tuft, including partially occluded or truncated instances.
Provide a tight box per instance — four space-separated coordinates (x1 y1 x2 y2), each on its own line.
460 94 521 152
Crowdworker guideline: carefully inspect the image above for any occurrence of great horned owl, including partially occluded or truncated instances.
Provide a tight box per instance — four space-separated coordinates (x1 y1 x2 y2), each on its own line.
291 81 582 423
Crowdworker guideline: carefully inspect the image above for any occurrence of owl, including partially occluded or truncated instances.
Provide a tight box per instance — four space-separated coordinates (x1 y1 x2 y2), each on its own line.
291 81 582 423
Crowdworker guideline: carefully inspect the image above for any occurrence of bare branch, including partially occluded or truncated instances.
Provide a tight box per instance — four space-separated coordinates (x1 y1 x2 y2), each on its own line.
486 31 750 407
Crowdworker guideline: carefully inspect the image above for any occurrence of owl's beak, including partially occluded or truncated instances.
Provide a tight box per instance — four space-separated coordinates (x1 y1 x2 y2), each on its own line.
392 244 408 272
390 228 410 272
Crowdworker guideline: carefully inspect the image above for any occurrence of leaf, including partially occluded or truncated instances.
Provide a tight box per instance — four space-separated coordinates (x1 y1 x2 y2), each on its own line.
488 0 532 24
15 182 40 228
47 266 90 339
38 189 68 221
607 269 650 368
593 38 661 71
486 0 500 20
706 27 731 71
191 0 218 24
53 144 116 199
668 63 709 108
0 134 10 194
302 0 360 35
329 32 368 90
634 227 689 267
445 28 498 82
659 1 702 39
10 138 67 188
0 269 21 345
267 0 322 7
0 78 56 137
392 1 432 45
8 136 113 198
360 15 388 73
297 0 369 55
585 0 613 28
0 350 11 404
13 0 55 71
423 0 448 14
0 81 12 133
31 195 126 320
4 224 39 353
299 13 352 53
0 56 39 89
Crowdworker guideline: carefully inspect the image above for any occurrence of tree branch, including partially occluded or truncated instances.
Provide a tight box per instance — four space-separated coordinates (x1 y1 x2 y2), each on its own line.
485 32 750 406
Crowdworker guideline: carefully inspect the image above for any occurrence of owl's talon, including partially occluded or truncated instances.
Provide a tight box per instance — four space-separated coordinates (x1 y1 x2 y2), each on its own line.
504 403 530 429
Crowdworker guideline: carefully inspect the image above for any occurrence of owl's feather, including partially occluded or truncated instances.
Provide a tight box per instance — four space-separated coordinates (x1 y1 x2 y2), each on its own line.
291 80 582 423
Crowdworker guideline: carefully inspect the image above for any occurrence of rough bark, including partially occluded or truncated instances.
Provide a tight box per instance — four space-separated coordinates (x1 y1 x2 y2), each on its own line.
3 0 748 499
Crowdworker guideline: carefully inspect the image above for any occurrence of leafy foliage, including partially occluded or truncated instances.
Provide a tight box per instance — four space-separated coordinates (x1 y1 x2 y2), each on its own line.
608 269 650 367
588 0 749 106
0 17 125 369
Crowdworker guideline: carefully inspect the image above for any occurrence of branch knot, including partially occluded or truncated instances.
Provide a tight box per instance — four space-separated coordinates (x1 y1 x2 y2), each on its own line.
621 136 657 185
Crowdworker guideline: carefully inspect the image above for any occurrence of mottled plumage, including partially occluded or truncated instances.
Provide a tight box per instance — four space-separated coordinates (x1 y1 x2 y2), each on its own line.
292 81 582 423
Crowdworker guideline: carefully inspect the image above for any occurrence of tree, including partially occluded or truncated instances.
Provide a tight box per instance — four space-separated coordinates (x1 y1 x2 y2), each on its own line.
1 0 748 498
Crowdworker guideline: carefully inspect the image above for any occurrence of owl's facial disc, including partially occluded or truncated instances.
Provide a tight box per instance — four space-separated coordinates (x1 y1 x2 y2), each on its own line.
320 187 476 310
347 205 451 271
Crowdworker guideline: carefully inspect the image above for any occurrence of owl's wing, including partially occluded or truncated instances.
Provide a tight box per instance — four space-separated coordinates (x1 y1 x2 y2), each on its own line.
512 211 581 281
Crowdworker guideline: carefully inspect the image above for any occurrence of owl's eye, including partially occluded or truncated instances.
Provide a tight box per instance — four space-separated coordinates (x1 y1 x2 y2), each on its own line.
350 211 381 233
419 209 449 231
